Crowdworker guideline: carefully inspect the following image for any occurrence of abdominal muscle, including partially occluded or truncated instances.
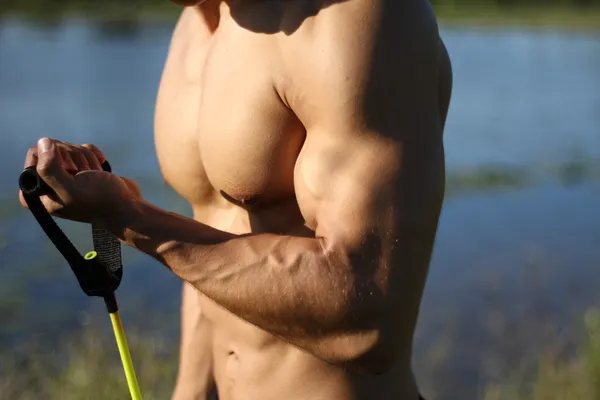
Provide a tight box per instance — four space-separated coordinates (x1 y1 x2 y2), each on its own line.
186 201 413 400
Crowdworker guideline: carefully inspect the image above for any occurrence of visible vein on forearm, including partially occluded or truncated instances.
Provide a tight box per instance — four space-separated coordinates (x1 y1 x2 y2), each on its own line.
164 232 357 339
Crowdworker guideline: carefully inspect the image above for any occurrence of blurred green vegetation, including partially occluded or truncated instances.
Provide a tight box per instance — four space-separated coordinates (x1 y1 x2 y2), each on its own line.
1 307 598 399
0 0 600 30
0 0 180 22
485 308 600 400
0 325 178 400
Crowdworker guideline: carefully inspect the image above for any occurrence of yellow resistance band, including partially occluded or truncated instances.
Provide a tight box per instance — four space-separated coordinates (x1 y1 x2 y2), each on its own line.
109 311 142 400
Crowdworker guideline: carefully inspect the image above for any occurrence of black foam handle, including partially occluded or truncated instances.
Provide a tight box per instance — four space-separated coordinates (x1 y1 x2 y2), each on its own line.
18 159 122 299
19 161 112 197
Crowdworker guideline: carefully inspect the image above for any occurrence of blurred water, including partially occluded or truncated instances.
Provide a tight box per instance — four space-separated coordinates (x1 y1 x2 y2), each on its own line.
0 17 599 397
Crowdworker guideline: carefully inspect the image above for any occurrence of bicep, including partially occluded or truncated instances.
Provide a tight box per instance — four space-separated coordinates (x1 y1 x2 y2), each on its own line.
289 16 445 282
298 134 401 250
300 127 444 252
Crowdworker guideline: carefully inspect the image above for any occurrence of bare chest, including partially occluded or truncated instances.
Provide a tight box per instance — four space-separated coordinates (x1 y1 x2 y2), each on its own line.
154 10 305 211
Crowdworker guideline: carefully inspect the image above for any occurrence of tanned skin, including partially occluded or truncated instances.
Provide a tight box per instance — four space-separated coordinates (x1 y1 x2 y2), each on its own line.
20 0 453 399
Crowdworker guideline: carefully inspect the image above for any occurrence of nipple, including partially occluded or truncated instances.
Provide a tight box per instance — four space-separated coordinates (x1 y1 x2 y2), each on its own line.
221 190 260 207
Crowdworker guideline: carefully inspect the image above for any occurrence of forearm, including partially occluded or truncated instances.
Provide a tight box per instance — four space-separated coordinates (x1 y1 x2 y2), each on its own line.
106 200 380 362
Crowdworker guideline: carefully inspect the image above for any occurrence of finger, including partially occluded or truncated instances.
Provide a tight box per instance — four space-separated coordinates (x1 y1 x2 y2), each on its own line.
58 146 79 174
55 141 88 172
19 189 62 214
77 145 102 170
24 146 38 169
81 144 106 165
67 147 91 171
19 190 29 209
36 138 74 200
54 141 84 172
40 194 66 217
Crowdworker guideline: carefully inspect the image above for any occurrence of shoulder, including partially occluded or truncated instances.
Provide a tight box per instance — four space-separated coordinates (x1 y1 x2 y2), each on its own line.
277 0 443 129
280 0 441 61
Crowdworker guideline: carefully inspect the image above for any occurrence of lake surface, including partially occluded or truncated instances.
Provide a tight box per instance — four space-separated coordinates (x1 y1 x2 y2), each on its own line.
1 17 599 399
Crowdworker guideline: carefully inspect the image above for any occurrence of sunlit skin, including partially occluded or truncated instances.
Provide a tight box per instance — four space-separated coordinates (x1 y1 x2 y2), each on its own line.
20 1 452 399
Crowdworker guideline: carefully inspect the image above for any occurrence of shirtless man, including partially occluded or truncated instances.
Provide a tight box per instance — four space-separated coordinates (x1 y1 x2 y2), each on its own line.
20 0 452 399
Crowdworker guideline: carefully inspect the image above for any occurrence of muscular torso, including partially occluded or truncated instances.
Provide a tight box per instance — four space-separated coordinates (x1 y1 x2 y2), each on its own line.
155 1 451 399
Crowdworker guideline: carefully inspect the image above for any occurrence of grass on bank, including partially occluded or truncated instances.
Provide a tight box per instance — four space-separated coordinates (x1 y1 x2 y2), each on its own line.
435 5 600 31
484 308 600 400
1 308 599 400
0 326 178 400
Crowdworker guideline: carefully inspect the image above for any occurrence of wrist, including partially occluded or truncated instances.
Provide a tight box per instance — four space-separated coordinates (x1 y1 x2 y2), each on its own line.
96 196 147 246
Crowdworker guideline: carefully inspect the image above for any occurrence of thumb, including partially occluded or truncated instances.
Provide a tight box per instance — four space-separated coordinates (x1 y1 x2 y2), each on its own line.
36 138 73 200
